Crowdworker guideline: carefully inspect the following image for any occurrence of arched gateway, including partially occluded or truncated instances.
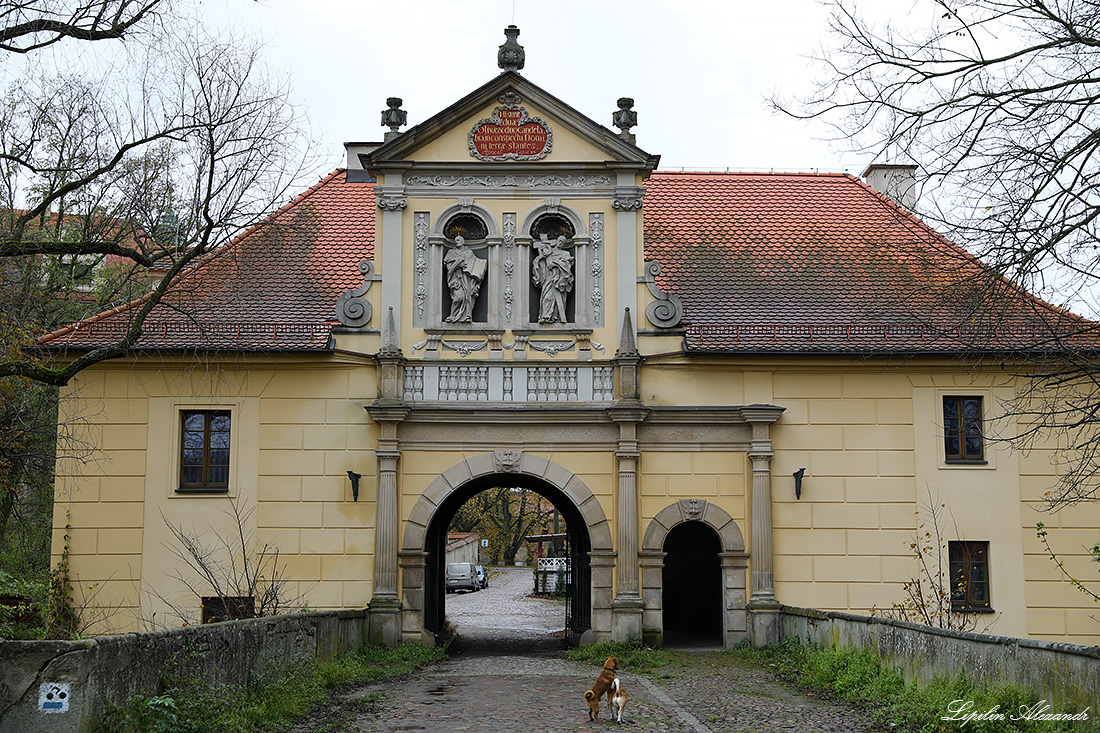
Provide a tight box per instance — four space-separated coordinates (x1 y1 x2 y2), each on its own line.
397 453 613 643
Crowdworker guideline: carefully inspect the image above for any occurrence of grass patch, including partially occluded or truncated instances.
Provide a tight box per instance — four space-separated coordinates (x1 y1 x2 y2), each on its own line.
727 638 1099 733
562 639 672 673
101 642 446 733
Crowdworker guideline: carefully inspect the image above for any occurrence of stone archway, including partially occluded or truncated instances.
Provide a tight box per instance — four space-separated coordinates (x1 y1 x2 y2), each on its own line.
397 451 614 644
640 500 748 648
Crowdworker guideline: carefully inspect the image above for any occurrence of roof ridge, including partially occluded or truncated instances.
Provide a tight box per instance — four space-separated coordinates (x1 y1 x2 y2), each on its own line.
36 168 350 346
652 169 852 178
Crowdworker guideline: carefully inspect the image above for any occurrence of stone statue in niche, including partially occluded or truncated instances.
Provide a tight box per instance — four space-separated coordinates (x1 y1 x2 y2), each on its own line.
532 234 574 323
443 236 488 323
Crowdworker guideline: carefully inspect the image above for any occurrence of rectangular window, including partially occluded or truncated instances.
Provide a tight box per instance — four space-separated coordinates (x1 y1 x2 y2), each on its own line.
943 396 984 462
179 410 231 492
949 540 991 612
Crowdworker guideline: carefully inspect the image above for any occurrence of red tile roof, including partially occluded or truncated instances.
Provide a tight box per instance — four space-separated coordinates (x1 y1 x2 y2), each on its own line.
644 171 1097 353
37 169 375 352
38 168 1097 356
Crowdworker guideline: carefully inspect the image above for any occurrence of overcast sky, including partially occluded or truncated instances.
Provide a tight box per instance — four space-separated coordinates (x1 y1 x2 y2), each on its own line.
204 0 930 178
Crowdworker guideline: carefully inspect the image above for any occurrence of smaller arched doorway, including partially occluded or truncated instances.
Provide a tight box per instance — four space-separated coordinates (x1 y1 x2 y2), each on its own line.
640 499 748 649
663 522 723 646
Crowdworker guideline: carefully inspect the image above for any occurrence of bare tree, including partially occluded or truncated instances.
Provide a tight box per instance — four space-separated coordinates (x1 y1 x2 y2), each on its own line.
873 492 993 632
150 498 299 627
0 0 165 53
777 0 1100 508
451 487 554 565
0 5 311 387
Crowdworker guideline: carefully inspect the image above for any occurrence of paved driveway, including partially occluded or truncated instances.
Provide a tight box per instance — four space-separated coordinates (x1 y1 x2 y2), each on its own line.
445 565 569 655
311 567 877 732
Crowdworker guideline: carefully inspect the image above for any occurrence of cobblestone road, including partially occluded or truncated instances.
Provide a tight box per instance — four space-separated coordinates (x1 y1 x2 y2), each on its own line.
313 568 877 732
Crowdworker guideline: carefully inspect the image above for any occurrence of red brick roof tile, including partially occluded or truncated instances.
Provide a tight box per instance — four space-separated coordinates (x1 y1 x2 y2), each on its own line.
644 171 1097 353
38 169 375 352
39 168 1097 356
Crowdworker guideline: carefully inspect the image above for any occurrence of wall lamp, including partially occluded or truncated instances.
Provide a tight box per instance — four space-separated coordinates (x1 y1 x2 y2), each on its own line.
793 468 807 500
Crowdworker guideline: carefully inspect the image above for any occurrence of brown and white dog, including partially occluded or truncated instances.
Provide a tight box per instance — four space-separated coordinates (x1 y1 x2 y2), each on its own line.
584 656 619 721
608 677 627 724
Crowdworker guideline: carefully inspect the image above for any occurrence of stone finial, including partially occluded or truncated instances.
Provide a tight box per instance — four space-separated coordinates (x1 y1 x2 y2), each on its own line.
616 307 638 357
612 97 637 144
381 98 407 142
380 306 401 357
497 25 525 73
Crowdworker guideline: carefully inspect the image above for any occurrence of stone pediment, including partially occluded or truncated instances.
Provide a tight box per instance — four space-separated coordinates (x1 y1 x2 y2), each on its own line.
362 72 659 171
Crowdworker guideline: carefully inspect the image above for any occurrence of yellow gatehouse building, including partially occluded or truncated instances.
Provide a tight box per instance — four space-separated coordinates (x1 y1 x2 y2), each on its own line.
40 29 1100 647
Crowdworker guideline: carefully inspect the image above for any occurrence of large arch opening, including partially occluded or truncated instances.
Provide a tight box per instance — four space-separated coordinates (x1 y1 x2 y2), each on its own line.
424 475 591 650
662 521 722 647
400 453 613 651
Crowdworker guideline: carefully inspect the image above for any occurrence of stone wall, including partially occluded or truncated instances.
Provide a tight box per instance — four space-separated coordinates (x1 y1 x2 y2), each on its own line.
781 605 1099 711
0 609 368 733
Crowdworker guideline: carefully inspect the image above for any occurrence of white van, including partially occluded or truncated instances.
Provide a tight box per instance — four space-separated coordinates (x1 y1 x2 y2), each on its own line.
446 562 480 593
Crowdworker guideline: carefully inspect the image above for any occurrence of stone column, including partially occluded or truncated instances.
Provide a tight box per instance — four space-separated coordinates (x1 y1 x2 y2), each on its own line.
615 449 640 597
742 405 784 647
608 395 647 641
375 450 400 596
365 326 409 647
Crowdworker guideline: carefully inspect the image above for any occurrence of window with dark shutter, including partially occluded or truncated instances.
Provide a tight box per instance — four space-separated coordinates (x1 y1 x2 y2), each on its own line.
178 410 231 492
949 540 992 612
943 396 985 463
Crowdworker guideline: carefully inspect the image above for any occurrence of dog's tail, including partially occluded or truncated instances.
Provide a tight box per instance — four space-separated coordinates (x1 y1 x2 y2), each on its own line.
585 690 596 702
610 677 621 695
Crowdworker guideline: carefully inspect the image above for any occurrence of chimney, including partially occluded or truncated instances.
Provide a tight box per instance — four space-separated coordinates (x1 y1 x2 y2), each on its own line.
861 164 917 211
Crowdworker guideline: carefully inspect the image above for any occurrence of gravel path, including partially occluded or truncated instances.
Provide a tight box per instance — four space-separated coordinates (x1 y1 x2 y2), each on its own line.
445 565 570 656
303 568 878 732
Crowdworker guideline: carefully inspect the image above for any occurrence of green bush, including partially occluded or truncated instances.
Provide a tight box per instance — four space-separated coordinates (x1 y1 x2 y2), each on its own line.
0 568 47 639
735 638 1100 733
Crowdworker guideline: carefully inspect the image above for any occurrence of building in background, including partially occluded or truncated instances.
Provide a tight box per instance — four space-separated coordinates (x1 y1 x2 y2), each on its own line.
40 28 1100 648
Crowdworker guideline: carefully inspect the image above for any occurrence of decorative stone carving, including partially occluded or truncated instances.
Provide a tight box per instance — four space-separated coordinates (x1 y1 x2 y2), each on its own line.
335 259 379 327
442 236 487 323
612 97 637 143
413 213 428 320
532 235 574 323
499 91 522 105
381 97 407 141
377 195 407 211
589 213 604 322
406 174 611 188
493 450 523 472
640 260 684 328
612 185 645 211
497 25 524 72
681 498 706 521
468 104 552 162
503 213 517 320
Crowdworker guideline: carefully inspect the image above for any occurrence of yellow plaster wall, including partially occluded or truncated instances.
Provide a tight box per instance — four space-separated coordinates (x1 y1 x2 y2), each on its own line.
54 358 380 633
55 352 1098 644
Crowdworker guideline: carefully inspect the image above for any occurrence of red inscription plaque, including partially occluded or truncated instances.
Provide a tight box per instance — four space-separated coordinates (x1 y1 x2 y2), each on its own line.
468 106 552 161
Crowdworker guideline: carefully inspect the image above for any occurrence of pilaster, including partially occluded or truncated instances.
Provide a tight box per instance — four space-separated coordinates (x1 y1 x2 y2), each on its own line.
742 404 784 647
365 329 410 647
